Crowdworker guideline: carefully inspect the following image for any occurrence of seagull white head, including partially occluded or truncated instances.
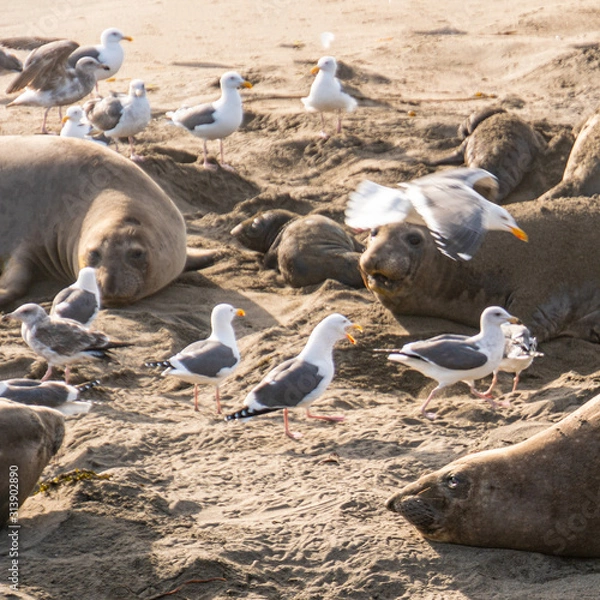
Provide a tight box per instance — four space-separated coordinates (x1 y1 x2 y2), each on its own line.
129 79 146 97
211 303 245 326
484 202 528 242
311 56 338 76
219 71 252 90
480 306 520 331
310 313 363 346
100 28 133 45
62 105 84 123
76 267 100 294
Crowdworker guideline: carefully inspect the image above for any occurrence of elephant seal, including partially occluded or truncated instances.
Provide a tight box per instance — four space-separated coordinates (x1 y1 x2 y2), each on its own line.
541 107 600 199
431 107 546 202
386 393 600 557
231 209 365 288
1 399 65 527
360 195 600 342
0 136 218 308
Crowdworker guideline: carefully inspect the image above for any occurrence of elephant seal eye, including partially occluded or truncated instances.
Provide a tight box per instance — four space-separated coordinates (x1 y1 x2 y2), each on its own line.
407 233 422 246
370 227 379 238
446 474 460 489
87 250 101 266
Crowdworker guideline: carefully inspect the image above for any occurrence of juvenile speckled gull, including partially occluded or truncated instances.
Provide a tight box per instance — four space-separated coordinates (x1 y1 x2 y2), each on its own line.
345 167 528 261
0 378 100 415
50 266 101 328
387 306 519 420
483 322 543 396
225 313 362 440
301 55 357 137
145 303 245 414
6 39 109 133
84 79 151 160
167 71 252 171
2 303 130 383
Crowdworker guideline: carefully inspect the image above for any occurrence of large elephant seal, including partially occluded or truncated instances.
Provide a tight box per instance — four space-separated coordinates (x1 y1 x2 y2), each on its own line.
231 209 365 287
1 399 65 527
0 136 218 308
360 195 600 342
386 393 600 557
431 107 546 202
541 107 600 199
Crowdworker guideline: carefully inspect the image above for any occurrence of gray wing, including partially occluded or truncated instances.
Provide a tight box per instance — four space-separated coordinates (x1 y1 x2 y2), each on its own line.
345 180 416 230
0 380 71 407
175 340 237 378
249 358 324 409
34 321 109 355
405 178 487 261
6 39 79 93
67 45 100 68
0 36 62 51
172 104 217 130
85 94 124 131
403 337 488 370
51 288 98 326
0 48 22 73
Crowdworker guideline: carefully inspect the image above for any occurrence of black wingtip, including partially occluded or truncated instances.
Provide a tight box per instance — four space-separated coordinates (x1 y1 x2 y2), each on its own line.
75 379 101 392
144 360 172 369
224 406 279 422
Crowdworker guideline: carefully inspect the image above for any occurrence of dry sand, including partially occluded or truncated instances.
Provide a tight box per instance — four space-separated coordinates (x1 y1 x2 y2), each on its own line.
1 1 600 598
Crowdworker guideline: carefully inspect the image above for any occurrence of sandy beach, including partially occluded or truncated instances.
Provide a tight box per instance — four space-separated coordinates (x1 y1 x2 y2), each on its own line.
1 1 600 598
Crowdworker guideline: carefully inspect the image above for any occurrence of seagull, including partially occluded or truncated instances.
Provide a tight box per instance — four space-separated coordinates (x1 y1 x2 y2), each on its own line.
0 378 99 415
166 71 252 171
483 322 543 396
67 28 133 92
84 79 151 160
60 105 93 138
225 313 362 440
6 39 109 133
387 306 519 420
145 303 245 414
301 55 357 137
2 303 130 383
345 168 528 261
50 267 101 329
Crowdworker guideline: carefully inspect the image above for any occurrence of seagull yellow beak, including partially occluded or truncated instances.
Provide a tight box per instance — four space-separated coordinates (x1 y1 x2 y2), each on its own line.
236 308 246 317
123 36 133 42
508 316 520 324
345 323 363 344
241 81 253 89
61 115 70 124
511 226 528 242
311 65 320 75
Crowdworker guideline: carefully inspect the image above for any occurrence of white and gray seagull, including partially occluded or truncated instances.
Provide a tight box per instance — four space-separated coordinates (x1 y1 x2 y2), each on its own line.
386 306 519 420
50 267 101 329
345 167 528 261
145 303 245 414
225 313 362 440
166 71 252 171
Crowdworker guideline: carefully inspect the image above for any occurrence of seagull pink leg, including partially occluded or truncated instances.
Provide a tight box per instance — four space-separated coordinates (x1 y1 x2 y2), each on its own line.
202 139 217 171
318 113 328 139
420 387 441 421
336 110 343 134
469 382 510 410
41 108 51 134
218 139 235 172
41 364 54 381
129 136 144 162
482 371 499 397
194 384 199 412
284 408 303 440
511 373 521 393
305 407 345 422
